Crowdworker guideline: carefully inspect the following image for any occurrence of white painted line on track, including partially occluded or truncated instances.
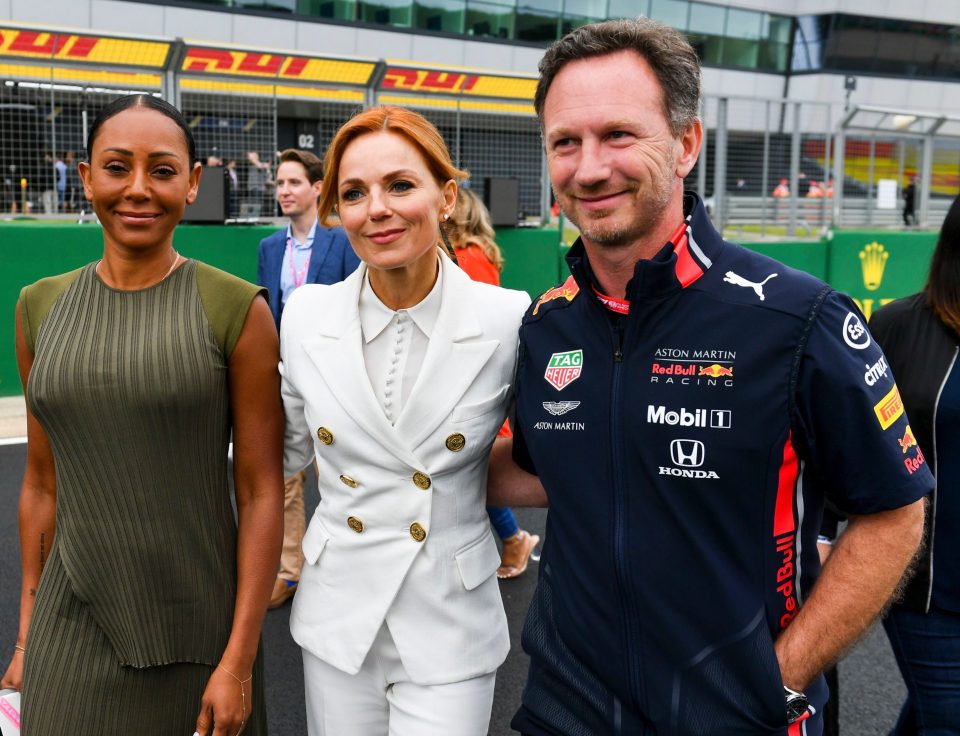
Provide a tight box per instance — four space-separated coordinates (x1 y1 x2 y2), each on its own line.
0 436 27 446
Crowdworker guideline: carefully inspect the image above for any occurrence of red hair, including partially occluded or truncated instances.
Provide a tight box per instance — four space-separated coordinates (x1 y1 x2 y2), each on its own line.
318 105 467 225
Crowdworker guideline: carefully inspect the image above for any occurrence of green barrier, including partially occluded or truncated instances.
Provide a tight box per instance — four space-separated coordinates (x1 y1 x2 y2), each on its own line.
740 240 829 282
0 223 277 397
0 222 561 396
0 223 939 397
826 230 937 322
497 227 562 298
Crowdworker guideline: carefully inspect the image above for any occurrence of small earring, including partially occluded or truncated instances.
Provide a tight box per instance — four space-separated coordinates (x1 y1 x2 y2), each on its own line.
442 213 449 221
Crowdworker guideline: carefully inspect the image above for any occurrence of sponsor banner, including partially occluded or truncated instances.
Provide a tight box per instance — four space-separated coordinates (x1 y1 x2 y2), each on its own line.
381 65 536 100
873 384 904 430
0 27 169 68
829 232 937 322
181 46 375 85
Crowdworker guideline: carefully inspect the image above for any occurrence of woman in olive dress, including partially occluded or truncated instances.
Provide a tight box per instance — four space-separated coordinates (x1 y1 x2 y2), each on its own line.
1 94 283 735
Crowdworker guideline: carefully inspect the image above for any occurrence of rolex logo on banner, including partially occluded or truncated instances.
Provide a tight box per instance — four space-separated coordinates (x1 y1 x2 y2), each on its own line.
859 241 889 291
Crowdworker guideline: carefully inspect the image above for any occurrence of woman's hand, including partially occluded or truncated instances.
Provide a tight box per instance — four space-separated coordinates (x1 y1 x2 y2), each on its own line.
0 647 24 690
193 666 251 736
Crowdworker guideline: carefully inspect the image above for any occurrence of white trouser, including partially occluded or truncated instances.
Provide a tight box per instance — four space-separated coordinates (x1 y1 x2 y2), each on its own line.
301 622 496 736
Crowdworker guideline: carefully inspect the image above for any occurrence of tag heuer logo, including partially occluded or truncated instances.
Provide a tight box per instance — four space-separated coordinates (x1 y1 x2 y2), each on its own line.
544 349 583 391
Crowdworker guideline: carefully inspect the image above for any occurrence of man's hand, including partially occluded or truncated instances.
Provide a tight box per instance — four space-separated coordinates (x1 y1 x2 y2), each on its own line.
774 498 924 690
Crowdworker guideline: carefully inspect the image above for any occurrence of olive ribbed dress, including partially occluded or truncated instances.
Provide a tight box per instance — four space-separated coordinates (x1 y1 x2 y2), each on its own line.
17 260 268 735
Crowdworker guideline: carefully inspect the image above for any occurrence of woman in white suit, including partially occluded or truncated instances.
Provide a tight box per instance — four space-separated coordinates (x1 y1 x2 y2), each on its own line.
279 105 530 735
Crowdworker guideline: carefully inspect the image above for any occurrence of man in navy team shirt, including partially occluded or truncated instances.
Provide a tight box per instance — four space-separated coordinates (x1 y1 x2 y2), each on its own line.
490 17 930 735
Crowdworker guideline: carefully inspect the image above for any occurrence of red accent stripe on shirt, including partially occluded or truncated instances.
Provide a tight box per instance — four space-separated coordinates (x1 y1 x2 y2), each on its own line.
774 433 799 537
673 228 704 288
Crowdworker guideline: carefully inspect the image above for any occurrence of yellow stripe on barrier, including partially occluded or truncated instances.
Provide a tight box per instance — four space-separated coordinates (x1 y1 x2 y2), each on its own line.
0 63 162 87
179 77 365 101
378 94 534 115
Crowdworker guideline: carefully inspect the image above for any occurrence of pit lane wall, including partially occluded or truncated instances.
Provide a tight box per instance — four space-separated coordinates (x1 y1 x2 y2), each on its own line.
0 225 937 397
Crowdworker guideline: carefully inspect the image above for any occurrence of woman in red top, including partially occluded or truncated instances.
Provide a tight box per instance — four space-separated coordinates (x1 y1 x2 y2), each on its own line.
447 188 540 579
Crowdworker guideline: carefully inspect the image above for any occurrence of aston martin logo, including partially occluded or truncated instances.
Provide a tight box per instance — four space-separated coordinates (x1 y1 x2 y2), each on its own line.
859 241 888 291
542 401 581 416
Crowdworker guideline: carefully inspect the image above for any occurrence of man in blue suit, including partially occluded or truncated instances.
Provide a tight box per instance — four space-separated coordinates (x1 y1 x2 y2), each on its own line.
257 148 360 608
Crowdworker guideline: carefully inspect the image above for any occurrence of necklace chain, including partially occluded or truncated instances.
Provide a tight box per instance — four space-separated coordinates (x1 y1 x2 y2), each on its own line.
95 250 181 284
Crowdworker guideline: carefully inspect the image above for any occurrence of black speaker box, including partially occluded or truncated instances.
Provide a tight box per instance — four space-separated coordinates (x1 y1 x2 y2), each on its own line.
483 177 520 227
183 165 228 223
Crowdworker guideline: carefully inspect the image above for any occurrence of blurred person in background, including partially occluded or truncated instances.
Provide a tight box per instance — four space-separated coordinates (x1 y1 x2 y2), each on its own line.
64 151 79 212
280 105 529 735
0 94 283 736
246 150 274 216
257 147 360 609
54 153 66 211
870 194 960 735
39 151 56 214
446 187 540 579
903 177 917 226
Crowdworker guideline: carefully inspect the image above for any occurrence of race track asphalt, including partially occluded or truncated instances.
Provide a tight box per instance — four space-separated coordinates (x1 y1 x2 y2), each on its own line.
0 443 905 734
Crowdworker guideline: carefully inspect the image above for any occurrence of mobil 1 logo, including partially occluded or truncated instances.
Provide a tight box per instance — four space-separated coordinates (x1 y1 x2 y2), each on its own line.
647 405 732 429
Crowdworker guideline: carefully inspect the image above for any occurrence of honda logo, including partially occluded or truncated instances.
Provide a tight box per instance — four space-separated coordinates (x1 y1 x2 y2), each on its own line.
670 439 705 467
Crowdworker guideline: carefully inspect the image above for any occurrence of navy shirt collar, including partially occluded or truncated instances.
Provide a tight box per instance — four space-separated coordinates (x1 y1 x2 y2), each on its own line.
565 192 722 304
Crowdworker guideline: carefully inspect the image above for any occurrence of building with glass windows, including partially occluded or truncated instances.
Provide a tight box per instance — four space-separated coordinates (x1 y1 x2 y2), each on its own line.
1 0 958 224
5 0 959 108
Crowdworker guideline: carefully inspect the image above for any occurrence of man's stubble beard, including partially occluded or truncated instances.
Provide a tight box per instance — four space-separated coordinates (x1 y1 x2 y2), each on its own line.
557 159 676 250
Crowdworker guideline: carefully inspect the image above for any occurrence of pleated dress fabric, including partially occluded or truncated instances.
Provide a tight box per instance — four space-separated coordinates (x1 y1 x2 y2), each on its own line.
17 260 267 735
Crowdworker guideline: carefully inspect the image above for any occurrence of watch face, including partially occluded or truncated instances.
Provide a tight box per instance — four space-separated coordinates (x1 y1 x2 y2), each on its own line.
786 693 810 724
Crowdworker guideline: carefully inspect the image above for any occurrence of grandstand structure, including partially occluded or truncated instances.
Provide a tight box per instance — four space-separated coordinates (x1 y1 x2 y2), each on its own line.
0 0 958 234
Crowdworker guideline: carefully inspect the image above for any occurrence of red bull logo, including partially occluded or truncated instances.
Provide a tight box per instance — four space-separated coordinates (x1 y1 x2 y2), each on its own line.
905 447 926 475
699 364 734 378
898 425 917 454
533 276 580 315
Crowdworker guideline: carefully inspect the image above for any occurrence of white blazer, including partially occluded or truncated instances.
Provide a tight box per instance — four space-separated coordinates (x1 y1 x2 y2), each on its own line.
280 253 530 685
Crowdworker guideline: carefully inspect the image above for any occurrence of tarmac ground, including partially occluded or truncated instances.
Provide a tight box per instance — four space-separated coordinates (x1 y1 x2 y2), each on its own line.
0 395 907 734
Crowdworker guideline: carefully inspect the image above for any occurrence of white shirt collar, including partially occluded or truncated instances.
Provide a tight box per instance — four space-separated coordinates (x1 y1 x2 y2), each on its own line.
358 256 443 344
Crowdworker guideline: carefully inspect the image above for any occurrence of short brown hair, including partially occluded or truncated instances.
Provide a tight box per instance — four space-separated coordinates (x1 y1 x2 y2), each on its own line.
318 105 466 226
534 17 701 138
278 148 323 184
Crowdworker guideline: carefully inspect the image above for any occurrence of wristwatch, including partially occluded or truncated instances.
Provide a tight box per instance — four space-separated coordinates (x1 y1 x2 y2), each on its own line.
784 684 810 724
